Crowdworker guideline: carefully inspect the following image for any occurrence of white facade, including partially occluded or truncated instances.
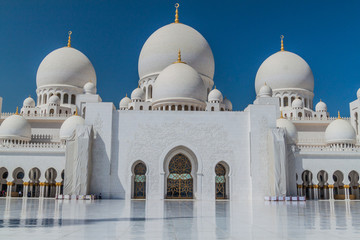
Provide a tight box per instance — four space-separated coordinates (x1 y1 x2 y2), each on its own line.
1 6 360 201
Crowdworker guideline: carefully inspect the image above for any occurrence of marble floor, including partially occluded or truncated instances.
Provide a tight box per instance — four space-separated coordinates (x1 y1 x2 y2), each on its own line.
0 198 360 239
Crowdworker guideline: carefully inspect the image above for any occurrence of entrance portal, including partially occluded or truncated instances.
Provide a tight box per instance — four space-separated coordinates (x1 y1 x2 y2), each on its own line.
215 163 226 199
166 154 193 199
133 163 146 199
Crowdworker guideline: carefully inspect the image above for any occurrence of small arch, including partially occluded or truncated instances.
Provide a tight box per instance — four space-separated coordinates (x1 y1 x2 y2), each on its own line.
211 106 214 111
45 168 57 198
301 170 313 199
148 106 152 110
63 94 69 104
132 161 147 199
43 94 47 104
29 168 41 198
12 167 25 197
215 161 230 199
298 112 302 118
184 105 189 111
129 106 133 110
0 167 8 196
147 85 153 99
171 105 175 111
71 95 76 104
317 170 329 200
178 105 182 111
283 97 288 107
348 170 359 199
333 170 345 199
140 106 143 110
50 109 55 115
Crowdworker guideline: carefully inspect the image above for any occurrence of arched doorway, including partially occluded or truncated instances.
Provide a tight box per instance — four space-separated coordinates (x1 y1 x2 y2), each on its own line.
215 163 227 199
348 170 359 199
0 168 8 197
317 170 329 199
333 170 345 199
166 154 193 199
29 168 41 197
45 168 57 198
302 170 313 199
13 167 25 197
133 162 147 199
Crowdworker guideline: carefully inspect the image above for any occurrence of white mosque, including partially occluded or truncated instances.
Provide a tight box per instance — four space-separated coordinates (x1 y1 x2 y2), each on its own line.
1 4 360 201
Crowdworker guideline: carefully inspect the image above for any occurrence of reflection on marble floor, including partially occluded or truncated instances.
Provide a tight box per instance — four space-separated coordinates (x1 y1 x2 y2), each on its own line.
1 199 360 239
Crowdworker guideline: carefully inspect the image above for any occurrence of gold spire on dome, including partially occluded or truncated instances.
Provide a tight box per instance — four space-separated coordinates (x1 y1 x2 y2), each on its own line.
74 108 78 116
280 35 284 51
338 111 341 119
15 107 19 115
126 93 128 97
174 3 180 23
67 31 72 47
214 85 217 89
280 111 284 119
173 49 186 64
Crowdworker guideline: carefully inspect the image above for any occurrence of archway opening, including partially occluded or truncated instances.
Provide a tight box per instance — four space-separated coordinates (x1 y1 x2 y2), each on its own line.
215 163 228 199
132 162 147 199
317 170 329 200
0 167 8 197
348 170 359 200
29 168 41 197
166 153 193 199
13 167 25 197
45 168 57 198
333 170 345 200
302 170 313 200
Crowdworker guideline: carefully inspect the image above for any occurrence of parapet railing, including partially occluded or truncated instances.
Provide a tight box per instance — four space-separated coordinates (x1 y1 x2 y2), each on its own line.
0 141 65 149
297 144 360 152
0 112 72 119
288 116 351 121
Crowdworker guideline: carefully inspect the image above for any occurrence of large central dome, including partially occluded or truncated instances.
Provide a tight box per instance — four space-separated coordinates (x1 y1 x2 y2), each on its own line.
138 23 215 81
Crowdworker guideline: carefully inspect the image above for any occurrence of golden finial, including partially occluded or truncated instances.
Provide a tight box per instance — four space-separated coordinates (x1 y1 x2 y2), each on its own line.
126 93 128 97
338 111 341 119
174 3 180 23
214 85 217 89
15 107 19 115
173 49 186 64
264 82 267 86
74 108 78 116
67 31 72 47
280 35 284 51
280 111 284 119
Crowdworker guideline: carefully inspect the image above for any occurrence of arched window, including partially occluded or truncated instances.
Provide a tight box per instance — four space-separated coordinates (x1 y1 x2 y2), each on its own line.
211 106 214 111
148 106 152 110
283 97 288 107
140 106 143 110
190 106 194 111
63 94 69 104
50 109 55 115
167 154 193 199
129 106 133 110
38 95 42 105
333 170 345 198
301 170 313 200
178 105 182 111
291 96 295 104
133 162 147 199
147 85 152 99
43 94 47 104
348 171 360 199
171 105 175 111
215 163 227 199
298 112 302 118
184 105 189 111
71 95 76 104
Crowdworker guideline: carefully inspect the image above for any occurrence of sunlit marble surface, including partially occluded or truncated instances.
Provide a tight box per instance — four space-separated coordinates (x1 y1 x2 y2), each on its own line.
1 198 360 239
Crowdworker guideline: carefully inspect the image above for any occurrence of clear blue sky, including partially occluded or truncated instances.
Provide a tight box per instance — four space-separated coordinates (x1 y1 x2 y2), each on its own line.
0 0 359 116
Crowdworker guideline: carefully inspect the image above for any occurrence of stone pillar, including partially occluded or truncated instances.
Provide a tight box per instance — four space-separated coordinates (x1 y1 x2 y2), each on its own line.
314 185 318 200
23 182 29 198
39 182 45 198
329 185 334 200
297 184 302 196
344 185 350 200
6 182 12 198
55 182 62 198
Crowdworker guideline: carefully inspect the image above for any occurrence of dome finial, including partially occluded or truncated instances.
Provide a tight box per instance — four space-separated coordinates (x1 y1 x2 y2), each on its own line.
214 85 216 89
74 108 78 116
338 111 341 119
15 107 19 115
280 35 284 51
174 3 180 23
280 111 284 119
67 31 72 47
174 49 186 64
126 93 128 97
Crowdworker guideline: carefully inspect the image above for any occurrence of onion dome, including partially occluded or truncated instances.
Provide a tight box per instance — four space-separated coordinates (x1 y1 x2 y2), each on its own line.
255 37 314 94
83 81 96 94
59 113 85 140
357 88 360 99
23 96 35 108
48 95 60 105
223 97 233 111
119 94 131 109
325 112 356 145
152 51 207 105
138 5 214 82
292 98 303 109
0 109 31 141
315 100 327 112
131 87 145 101
208 87 223 103
276 113 298 142
257 83 273 97
36 32 96 89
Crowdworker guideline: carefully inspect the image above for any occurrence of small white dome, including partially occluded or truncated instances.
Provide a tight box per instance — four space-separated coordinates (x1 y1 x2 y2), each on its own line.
208 88 223 102
325 118 356 144
36 47 96 89
276 117 298 142
119 95 131 109
131 87 145 101
0 114 31 141
139 23 214 81
292 98 303 109
223 97 233 111
315 100 327 112
257 84 273 97
23 97 35 108
59 115 85 140
153 62 207 104
357 88 360 99
48 95 60 105
255 51 314 94
83 81 96 94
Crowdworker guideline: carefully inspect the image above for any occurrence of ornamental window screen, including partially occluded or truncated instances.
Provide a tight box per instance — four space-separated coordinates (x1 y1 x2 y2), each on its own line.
133 163 146 199
215 163 226 199
166 154 193 199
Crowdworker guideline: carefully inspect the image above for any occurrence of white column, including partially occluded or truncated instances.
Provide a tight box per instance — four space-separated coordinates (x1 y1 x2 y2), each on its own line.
314 185 318 200
6 182 12 198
